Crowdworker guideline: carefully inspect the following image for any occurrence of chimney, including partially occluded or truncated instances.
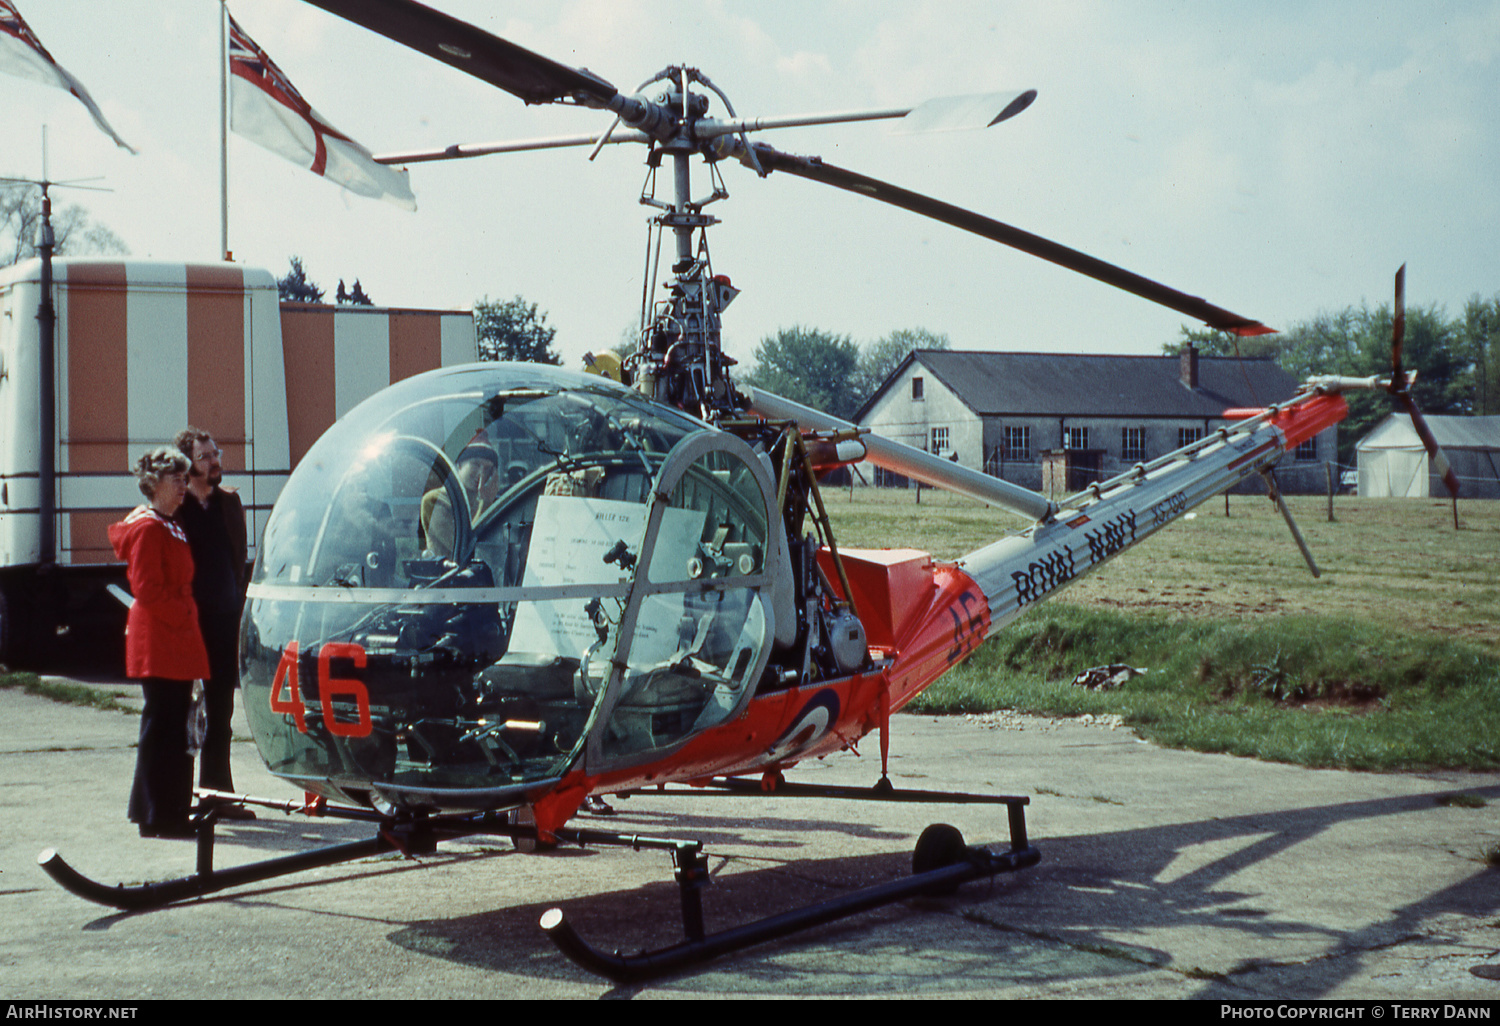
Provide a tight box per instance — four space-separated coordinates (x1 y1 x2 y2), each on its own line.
1180 342 1200 389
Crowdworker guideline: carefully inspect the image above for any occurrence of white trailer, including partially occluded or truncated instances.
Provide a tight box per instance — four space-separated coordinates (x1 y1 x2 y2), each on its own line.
0 258 475 666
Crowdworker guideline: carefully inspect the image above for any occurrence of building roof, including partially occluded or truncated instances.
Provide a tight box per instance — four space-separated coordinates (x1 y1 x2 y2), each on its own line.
857 349 1302 421
1356 414 1500 452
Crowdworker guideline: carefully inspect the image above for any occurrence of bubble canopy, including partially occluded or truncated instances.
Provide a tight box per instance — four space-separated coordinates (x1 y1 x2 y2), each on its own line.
240 363 777 812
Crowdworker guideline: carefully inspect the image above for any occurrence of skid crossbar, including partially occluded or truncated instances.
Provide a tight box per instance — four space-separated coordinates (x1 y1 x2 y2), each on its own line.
629 775 1033 849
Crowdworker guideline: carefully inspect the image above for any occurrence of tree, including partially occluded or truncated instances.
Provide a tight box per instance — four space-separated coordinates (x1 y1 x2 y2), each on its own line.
475 295 561 364
278 256 324 303
855 327 951 404
1 183 127 266
336 278 373 305
1459 294 1499 417
1161 325 1281 363
742 326 862 420
613 320 642 361
280 260 377 305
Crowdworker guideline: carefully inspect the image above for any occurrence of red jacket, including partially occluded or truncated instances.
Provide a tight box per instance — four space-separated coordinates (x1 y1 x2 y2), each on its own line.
109 507 211 682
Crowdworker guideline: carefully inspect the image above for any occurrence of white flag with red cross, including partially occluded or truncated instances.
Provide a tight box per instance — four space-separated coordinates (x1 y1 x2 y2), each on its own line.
0 0 135 153
227 11 415 211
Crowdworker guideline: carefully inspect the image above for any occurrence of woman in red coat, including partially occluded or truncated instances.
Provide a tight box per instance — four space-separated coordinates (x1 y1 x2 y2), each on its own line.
109 448 211 838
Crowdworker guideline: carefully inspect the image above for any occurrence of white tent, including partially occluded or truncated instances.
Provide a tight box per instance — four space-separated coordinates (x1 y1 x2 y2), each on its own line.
1356 414 1500 498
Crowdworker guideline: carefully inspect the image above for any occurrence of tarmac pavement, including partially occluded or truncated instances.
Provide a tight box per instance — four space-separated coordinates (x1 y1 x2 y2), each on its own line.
2 676 1499 1001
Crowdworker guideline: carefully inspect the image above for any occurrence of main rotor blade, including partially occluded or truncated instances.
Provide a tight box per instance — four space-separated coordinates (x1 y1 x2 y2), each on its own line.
304 0 618 106
739 142 1273 337
695 91 1037 142
892 90 1037 135
375 129 651 165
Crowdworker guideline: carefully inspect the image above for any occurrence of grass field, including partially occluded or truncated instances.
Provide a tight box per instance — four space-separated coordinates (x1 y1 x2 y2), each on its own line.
823 486 1500 771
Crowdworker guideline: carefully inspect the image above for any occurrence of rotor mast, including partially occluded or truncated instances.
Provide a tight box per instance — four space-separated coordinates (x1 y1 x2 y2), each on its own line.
622 67 742 421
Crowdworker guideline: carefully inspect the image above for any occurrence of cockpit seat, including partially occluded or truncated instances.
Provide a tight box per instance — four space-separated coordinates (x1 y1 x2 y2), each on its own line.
475 651 578 702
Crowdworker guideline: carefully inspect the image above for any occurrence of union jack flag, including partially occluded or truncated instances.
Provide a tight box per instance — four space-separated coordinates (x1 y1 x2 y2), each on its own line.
227 11 414 209
0 0 135 152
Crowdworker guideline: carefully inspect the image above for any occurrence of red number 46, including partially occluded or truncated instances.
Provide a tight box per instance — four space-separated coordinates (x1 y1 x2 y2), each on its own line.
269 641 372 738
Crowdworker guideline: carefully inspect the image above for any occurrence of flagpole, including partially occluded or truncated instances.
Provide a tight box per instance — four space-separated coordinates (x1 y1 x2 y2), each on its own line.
220 0 229 261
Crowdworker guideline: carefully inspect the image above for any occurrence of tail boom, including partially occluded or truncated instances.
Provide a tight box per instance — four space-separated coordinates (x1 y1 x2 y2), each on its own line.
959 391 1346 638
735 385 1349 737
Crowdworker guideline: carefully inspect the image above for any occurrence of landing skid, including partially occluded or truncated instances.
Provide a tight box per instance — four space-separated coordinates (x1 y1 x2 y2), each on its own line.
546 777 1039 983
38 796 484 911
37 789 673 911
37 779 1039 982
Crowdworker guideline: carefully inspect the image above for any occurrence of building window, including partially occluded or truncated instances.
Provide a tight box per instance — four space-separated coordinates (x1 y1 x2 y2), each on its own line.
930 426 949 454
1295 437 1318 461
911 377 924 401
1066 427 1089 451
874 466 909 488
1121 427 1146 462
1004 425 1031 461
1178 427 1204 449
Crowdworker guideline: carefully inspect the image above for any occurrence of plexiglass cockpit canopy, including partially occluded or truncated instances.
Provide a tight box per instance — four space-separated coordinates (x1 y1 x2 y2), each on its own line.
241 363 777 812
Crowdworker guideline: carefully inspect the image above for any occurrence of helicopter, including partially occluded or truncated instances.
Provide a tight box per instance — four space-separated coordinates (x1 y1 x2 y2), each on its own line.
38 0 1459 984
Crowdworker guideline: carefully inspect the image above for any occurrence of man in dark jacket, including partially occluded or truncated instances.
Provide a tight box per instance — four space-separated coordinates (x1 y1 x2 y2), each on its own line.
175 427 253 816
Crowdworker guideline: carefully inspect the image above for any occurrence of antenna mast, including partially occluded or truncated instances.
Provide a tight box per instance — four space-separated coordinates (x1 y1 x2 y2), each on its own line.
1 132 111 575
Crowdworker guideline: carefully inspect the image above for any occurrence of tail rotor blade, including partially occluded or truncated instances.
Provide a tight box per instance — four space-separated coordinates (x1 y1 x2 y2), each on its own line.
1391 264 1407 388
1396 393 1461 500
1385 265 1460 506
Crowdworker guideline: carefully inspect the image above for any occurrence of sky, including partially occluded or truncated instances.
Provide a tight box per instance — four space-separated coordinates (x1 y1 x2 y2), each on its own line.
3 0 1497 373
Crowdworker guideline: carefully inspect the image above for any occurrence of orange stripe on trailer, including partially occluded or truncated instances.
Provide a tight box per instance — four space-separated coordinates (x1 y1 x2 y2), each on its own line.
185 265 247 471
388 310 443 384
67 509 126 565
64 263 129 474
280 304 336 467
